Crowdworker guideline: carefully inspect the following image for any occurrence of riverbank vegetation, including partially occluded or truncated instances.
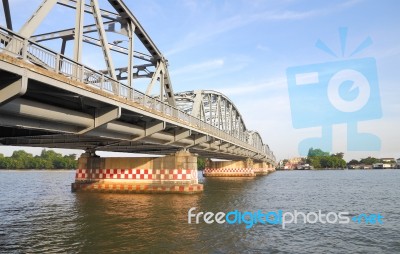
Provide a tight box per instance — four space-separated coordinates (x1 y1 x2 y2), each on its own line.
306 148 347 169
0 149 77 169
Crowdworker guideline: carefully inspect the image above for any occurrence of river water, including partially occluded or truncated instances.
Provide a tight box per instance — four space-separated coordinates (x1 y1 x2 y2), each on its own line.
0 170 399 253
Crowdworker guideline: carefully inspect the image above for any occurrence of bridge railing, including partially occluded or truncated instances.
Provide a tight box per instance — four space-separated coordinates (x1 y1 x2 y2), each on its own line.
0 26 275 162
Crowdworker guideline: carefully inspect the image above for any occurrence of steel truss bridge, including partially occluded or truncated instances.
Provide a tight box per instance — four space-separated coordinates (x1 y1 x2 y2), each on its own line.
0 0 275 164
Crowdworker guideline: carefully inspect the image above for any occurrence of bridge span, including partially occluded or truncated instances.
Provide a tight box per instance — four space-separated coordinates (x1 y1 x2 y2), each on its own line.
0 0 276 193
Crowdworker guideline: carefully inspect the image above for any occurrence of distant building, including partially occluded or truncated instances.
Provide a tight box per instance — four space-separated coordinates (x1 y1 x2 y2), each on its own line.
360 164 372 169
381 158 396 169
374 158 396 169
279 157 306 170
289 157 305 170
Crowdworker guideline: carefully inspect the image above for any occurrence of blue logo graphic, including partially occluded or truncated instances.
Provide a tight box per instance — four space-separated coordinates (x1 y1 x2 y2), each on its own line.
287 27 382 155
351 213 384 225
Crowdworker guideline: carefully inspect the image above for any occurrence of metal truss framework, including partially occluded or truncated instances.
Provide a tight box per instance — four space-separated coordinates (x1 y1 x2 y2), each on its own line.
0 0 276 163
2 0 176 106
174 90 273 157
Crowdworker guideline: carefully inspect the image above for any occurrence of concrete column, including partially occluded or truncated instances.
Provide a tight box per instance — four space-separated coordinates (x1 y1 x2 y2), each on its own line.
252 161 276 175
203 158 276 177
71 150 202 194
203 160 256 177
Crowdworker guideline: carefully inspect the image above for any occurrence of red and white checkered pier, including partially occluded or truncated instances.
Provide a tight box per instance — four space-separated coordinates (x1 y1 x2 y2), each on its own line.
72 151 202 194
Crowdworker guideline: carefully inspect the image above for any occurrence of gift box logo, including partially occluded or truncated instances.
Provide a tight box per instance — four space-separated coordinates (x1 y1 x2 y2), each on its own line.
287 28 382 155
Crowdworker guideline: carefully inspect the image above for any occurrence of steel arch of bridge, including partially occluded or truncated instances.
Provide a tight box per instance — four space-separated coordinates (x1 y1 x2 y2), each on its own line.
174 90 274 158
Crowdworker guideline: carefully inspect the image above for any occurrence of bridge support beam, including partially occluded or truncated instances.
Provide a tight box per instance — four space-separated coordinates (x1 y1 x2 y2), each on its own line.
0 74 27 106
203 158 275 177
71 150 203 194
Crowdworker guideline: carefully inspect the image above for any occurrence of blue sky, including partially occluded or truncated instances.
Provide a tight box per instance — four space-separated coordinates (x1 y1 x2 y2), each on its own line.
1 0 399 161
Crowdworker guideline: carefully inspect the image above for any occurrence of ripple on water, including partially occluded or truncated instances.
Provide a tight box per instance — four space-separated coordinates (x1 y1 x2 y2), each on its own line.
0 170 399 253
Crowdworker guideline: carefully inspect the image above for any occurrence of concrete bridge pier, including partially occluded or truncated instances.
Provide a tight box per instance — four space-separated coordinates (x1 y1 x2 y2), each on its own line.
203 158 255 177
203 158 275 177
71 150 203 194
252 162 276 175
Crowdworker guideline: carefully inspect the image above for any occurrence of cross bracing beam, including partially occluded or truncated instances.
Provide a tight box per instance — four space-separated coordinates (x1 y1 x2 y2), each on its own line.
73 0 84 63
146 61 175 103
2 0 13 30
164 129 191 145
219 142 231 152
30 21 118 42
105 0 163 59
81 35 153 62
203 138 220 151
57 0 163 59
18 0 58 39
185 134 209 148
90 0 116 79
78 106 121 134
57 0 120 21
0 75 27 106
131 121 166 142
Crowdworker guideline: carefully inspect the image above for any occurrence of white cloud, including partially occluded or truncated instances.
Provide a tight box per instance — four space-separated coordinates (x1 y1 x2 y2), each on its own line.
171 55 253 88
170 58 224 76
165 14 252 56
266 9 319 21
218 77 287 96
166 1 363 56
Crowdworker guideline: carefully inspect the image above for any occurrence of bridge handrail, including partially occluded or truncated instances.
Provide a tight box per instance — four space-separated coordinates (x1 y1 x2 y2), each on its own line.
0 26 275 162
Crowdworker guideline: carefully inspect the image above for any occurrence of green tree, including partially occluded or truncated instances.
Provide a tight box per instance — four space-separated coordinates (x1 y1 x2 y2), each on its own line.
348 159 359 165
332 152 344 159
306 149 346 169
65 154 77 160
64 154 78 169
360 156 381 165
10 150 35 169
35 157 53 169
0 149 78 169
197 157 206 170
307 156 321 168
40 149 62 160
0 157 13 169
307 148 330 157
